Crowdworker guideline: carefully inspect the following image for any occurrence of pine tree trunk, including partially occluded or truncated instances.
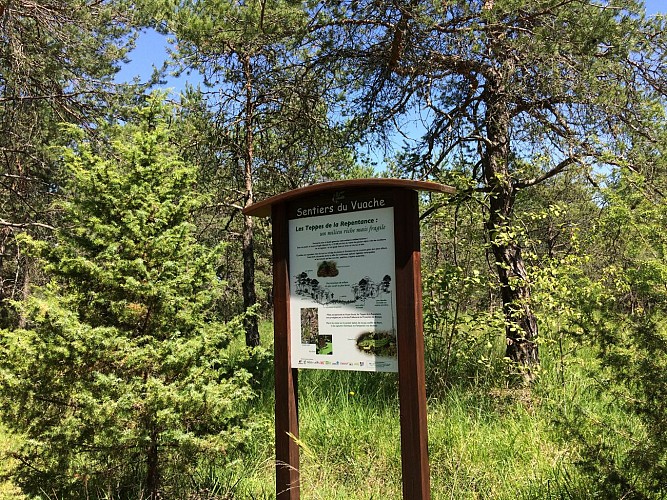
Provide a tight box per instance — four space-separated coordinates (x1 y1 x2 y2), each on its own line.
17 256 31 329
242 53 260 347
145 432 159 500
488 209 540 368
483 75 539 378
0 229 8 329
242 214 260 347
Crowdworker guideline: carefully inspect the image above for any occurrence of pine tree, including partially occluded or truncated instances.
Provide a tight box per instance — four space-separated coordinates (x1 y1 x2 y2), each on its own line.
150 0 360 346
306 0 667 377
0 96 256 499
0 0 140 329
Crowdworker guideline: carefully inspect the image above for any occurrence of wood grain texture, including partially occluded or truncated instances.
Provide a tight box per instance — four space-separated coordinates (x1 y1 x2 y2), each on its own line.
272 202 300 500
243 178 455 217
393 188 431 499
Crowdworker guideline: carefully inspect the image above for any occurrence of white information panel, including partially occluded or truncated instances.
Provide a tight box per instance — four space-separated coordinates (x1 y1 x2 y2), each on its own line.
289 198 398 372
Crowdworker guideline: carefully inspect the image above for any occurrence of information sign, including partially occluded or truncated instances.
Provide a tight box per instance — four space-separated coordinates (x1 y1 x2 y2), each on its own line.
243 178 455 500
288 193 397 372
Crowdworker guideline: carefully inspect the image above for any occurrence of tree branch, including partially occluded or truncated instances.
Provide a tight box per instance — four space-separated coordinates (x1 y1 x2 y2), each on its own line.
0 219 55 231
515 155 580 189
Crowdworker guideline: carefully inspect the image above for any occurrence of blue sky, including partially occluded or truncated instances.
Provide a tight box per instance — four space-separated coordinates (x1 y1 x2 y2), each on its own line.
645 0 665 15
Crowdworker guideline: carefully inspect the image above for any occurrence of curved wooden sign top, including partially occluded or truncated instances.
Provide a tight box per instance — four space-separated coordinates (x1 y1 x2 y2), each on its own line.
243 178 456 218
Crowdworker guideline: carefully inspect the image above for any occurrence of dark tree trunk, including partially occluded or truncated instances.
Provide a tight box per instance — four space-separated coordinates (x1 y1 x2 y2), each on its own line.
145 430 159 500
242 53 260 348
483 75 539 377
242 213 260 347
488 209 540 368
17 255 31 329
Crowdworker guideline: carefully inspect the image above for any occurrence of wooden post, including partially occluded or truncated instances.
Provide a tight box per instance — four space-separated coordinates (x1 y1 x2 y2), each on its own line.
394 188 431 499
272 202 300 499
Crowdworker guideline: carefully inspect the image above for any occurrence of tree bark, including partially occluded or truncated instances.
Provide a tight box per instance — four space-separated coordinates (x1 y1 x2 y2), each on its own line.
17 255 31 329
0 229 9 329
242 213 260 346
483 75 539 377
145 430 160 500
242 53 260 347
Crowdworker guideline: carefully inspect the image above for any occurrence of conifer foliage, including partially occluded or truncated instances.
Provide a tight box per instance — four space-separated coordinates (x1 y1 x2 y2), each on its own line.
0 96 256 499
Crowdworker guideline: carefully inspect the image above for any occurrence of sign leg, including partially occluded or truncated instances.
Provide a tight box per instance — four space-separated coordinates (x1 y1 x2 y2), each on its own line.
272 202 300 499
394 189 431 500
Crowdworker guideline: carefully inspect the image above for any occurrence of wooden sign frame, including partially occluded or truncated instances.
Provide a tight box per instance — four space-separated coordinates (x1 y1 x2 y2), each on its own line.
244 179 455 500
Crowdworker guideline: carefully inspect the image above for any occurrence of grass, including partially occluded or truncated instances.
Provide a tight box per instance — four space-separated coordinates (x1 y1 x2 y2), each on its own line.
0 319 647 499
216 319 623 499
220 343 592 499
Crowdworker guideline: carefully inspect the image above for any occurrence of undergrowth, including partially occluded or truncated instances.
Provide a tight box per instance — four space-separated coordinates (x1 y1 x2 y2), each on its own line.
213 321 606 499
1 319 653 499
